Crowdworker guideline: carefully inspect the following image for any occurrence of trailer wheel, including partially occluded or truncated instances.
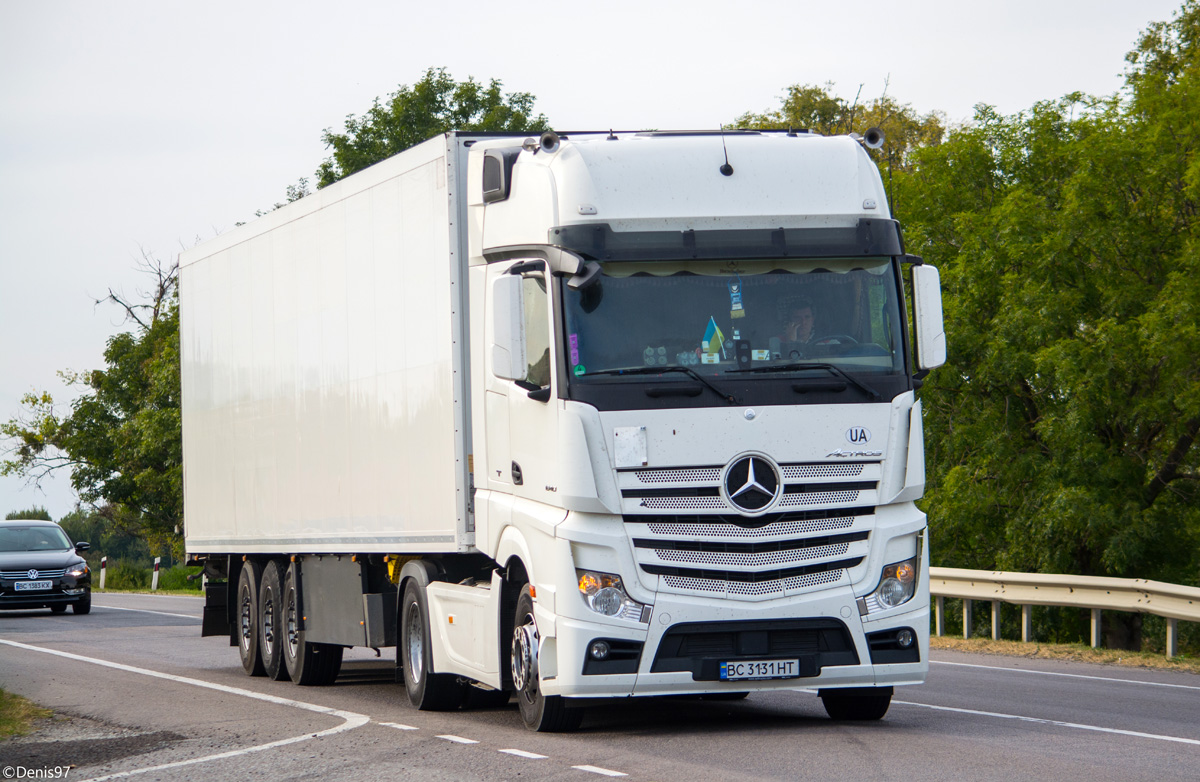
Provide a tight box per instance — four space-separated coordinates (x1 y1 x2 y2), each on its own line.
820 688 892 721
400 579 465 710
259 561 289 681
512 585 583 732
282 561 342 686
237 560 266 676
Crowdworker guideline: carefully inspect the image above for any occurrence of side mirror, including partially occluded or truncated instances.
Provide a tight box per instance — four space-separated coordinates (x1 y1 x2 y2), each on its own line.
912 265 946 371
75 542 91 552
491 275 527 381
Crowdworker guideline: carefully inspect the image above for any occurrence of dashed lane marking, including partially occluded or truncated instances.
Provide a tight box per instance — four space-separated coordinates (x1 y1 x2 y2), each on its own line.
894 700 1200 746
379 722 420 731
500 749 548 759
573 765 628 777
0 638 370 781
931 659 1200 691
438 734 480 744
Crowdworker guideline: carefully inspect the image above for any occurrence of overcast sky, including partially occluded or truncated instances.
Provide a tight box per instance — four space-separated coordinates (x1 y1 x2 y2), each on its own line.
0 0 1186 519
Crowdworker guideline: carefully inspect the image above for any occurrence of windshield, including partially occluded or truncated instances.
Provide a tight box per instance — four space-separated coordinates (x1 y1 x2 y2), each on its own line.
564 258 905 381
0 525 73 552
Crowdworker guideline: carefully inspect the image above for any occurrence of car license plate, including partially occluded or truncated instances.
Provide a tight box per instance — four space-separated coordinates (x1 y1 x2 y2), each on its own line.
719 659 800 681
14 580 53 591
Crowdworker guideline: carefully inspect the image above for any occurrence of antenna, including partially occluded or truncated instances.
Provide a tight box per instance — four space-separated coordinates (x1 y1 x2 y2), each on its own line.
719 126 734 176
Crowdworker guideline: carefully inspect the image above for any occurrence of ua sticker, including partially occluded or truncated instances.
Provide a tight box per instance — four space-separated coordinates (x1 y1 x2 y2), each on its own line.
846 427 872 444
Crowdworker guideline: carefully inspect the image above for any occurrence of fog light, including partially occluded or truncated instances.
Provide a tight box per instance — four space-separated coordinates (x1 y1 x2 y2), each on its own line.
589 640 611 660
896 629 914 648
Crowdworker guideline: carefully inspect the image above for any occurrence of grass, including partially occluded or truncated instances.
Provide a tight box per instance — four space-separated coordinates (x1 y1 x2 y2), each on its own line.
95 587 203 596
0 688 52 738
931 635 1200 675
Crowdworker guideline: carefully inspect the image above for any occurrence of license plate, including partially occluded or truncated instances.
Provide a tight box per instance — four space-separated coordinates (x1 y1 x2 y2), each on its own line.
719 659 800 681
15 580 53 591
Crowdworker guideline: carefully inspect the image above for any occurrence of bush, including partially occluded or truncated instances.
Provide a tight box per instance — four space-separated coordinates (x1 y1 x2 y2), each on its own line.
104 560 150 590
157 564 202 591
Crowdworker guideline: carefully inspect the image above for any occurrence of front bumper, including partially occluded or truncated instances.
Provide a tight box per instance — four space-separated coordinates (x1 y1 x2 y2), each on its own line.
0 578 91 610
542 586 928 698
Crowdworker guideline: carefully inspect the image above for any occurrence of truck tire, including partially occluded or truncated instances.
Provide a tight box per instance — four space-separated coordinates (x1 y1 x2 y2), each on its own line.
512 585 583 732
400 579 465 711
820 687 892 721
237 560 266 676
282 562 342 686
259 561 288 681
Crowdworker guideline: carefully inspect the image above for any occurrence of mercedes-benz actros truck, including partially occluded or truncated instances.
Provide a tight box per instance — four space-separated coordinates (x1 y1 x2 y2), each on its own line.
182 128 946 731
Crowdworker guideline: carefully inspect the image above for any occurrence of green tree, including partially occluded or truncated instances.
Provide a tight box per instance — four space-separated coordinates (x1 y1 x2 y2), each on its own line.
735 81 945 171
896 2 1200 648
4 506 52 520
317 67 549 188
2 257 182 557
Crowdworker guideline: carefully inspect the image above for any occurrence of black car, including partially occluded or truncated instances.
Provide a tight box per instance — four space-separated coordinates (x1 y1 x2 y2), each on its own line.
0 519 92 614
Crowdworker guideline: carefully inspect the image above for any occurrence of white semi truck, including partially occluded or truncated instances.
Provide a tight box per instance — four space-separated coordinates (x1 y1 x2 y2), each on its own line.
182 128 946 732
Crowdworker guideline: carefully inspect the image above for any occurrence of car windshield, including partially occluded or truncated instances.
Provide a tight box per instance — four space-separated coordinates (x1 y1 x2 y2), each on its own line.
563 258 905 380
0 525 73 553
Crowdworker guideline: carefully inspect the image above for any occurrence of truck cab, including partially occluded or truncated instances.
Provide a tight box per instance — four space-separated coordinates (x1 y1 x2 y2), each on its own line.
462 130 945 728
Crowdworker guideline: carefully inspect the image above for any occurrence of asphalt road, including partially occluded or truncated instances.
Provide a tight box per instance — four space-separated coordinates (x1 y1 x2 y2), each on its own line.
2 593 1199 781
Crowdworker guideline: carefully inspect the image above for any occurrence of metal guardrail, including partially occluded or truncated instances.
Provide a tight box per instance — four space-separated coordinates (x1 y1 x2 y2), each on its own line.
929 567 1200 658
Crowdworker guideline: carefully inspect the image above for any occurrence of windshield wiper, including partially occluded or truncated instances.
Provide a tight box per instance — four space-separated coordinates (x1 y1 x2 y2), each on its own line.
581 366 738 404
728 362 881 401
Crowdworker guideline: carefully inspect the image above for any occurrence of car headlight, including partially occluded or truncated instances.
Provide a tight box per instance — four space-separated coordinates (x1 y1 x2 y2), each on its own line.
872 556 917 609
67 563 89 578
576 570 649 622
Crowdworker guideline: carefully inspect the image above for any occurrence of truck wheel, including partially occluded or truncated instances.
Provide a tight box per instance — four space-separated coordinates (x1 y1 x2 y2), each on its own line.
820 688 892 721
512 585 583 732
400 579 465 710
237 560 266 676
259 561 289 681
282 562 342 685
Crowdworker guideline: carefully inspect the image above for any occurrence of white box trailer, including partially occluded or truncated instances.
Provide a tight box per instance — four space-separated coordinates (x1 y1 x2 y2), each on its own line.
183 129 946 731
182 136 473 556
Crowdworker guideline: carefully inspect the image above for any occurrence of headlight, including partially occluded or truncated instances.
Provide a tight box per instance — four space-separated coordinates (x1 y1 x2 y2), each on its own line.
576 570 649 622
872 556 917 609
67 563 89 578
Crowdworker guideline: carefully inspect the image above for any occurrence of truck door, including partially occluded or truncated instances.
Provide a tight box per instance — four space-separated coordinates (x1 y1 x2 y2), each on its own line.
482 260 560 501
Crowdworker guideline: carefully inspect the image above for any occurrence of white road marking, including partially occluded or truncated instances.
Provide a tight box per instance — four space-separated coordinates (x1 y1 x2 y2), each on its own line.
500 749 548 759
95 605 200 620
572 765 628 777
894 700 1200 746
379 722 420 731
0 638 370 780
438 734 480 744
931 659 1200 691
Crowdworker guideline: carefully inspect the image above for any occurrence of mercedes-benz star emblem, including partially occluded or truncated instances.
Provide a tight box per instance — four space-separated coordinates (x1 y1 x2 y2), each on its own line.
27 569 39 580
723 455 782 514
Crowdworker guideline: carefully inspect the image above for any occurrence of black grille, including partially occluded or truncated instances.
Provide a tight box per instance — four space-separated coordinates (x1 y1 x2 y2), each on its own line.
652 618 859 679
623 507 874 526
633 530 868 554
641 556 863 583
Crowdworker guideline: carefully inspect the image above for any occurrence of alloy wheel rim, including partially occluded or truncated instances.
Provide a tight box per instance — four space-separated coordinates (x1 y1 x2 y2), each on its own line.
406 603 424 683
